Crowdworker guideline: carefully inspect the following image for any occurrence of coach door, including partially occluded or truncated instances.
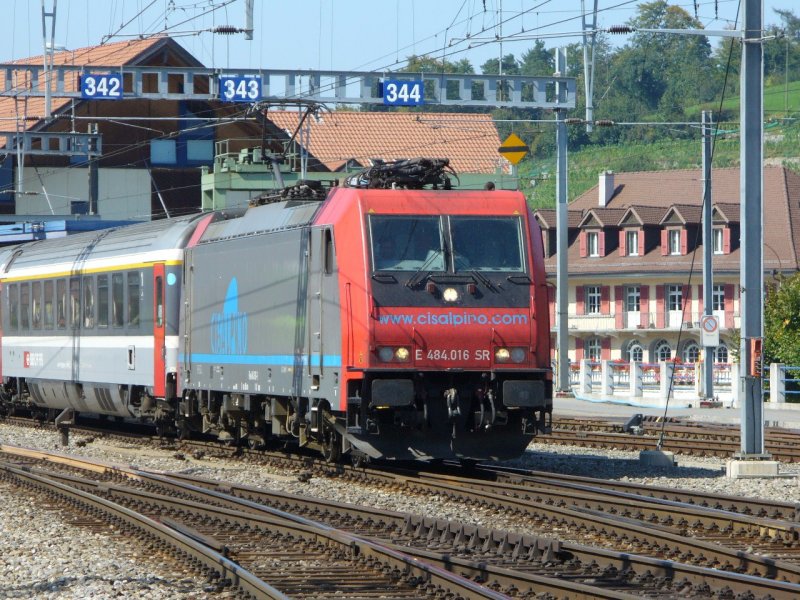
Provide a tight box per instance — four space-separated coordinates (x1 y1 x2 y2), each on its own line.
153 263 166 397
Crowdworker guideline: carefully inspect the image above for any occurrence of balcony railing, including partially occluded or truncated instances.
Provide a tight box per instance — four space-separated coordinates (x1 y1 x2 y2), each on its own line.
556 312 740 332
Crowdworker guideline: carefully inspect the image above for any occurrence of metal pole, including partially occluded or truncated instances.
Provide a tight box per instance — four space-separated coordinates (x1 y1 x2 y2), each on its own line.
41 0 57 120
581 0 598 133
88 123 98 215
739 0 765 457
554 48 570 393
701 110 714 399
245 0 254 40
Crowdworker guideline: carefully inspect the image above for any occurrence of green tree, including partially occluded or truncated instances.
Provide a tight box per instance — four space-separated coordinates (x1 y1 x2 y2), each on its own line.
519 41 553 76
764 272 800 366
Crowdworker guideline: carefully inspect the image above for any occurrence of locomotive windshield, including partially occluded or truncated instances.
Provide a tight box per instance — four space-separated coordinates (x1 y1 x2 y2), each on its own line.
370 215 525 273
370 216 446 272
450 217 524 272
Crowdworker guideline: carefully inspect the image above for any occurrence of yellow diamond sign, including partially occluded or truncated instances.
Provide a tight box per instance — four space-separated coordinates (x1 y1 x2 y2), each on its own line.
498 133 529 165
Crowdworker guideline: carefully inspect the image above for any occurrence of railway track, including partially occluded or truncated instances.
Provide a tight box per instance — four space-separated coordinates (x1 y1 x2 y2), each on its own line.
0 448 513 600
544 416 800 462
3 444 800 599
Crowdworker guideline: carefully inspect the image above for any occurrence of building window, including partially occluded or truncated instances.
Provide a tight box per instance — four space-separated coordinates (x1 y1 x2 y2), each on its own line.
654 340 672 362
151 139 177 165
712 284 724 311
668 229 681 255
626 230 639 256
682 342 701 363
713 228 724 254
667 284 683 311
715 345 729 363
626 286 640 312
585 286 601 314
627 342 644 362
587 232 599 257
586 337 602 361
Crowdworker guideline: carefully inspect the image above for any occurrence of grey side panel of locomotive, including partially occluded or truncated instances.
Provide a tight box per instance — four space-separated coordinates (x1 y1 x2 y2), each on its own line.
181 202 342 405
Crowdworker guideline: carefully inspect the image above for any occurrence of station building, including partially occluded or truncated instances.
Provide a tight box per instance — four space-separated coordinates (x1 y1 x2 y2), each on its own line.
534 166 800 366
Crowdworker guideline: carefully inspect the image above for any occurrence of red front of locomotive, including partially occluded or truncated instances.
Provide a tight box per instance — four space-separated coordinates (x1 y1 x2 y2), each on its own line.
320 187 552 461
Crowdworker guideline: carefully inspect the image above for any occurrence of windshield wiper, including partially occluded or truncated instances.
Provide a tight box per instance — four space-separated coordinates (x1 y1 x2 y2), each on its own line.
406 249 444 288
471 269 495 291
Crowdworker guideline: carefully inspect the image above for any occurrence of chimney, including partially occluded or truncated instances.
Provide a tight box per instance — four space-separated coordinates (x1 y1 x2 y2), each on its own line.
599 170 615 207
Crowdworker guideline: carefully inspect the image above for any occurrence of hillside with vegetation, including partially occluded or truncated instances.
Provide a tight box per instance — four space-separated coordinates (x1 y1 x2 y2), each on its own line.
520 107 800 208
394 1 800 208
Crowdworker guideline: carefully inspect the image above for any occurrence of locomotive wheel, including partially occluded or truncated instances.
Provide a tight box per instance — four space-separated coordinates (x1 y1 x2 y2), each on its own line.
321 419 341 463
351 452 369 468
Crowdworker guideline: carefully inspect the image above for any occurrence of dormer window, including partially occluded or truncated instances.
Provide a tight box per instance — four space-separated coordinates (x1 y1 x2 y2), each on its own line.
588 231 599 257
668 229 681 255
626 230 639 256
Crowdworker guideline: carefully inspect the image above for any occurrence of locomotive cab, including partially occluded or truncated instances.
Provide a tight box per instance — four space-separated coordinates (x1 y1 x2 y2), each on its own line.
334 184 553 461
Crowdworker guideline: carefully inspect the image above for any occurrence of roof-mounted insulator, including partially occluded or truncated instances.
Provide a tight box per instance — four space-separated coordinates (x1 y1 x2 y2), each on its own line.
595 119 615 127
213 25 242 35
608 25 635 34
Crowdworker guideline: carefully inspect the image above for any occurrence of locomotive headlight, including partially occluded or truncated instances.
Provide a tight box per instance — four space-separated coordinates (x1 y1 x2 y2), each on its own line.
378 347 395 362
395 347 410 361
511 347 527 363
495 348 511 362
442 287 459 302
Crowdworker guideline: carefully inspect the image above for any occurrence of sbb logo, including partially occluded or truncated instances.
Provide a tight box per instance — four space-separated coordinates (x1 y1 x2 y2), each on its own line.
23 352 43 368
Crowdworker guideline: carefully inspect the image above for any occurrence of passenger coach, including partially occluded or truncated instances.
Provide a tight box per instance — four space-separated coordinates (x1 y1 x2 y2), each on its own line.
0 217 202 421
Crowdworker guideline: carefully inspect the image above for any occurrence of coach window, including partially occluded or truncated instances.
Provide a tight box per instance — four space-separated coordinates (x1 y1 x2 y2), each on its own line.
112 273 124 327
43 280 54 330
83 276 95 329
56 279 66 329
31 281 42 329
97 275 109 328
20 282 30 330
127 272 140 328
69 278 80 328
155 276 164 327
8 283 18 331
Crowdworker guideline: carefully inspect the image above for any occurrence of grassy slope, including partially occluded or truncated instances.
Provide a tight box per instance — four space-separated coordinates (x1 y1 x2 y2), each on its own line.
521 81 800 209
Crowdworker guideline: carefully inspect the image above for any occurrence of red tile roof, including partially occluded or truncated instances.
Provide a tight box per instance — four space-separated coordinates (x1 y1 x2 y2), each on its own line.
0 37 172 128
660 204 703 225
543 166 800 276
267 110 507 174
533 209 584 229
578 208 627 228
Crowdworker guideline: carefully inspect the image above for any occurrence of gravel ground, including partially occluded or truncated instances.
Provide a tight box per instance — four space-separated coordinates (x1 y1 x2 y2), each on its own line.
1 422 799 599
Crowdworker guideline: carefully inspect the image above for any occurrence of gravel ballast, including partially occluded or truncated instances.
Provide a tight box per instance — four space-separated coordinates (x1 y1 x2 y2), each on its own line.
1 422 798 598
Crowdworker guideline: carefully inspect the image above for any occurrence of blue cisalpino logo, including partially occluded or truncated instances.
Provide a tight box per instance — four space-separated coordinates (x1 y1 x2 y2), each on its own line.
210 278 248 355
